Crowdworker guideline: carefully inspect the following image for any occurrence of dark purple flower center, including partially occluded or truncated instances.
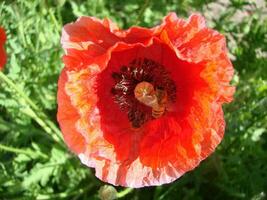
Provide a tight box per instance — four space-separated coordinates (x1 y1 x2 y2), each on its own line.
111 58 176 128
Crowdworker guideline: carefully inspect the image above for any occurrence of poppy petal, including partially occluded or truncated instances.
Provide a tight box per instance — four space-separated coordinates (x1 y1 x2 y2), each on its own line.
0 27 7 70
161 12 235 102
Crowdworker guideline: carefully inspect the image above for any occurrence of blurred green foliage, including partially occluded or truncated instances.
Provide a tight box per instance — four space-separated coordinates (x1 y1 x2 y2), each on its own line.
0 0 267 199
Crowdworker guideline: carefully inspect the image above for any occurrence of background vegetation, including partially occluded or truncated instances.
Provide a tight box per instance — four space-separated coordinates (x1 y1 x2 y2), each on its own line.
0 0 266 199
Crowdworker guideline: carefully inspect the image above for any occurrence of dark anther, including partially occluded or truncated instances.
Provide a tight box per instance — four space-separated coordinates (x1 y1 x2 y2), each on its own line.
156 86 164 90
110 87 117 95
112 72 121 81
120 66 128 72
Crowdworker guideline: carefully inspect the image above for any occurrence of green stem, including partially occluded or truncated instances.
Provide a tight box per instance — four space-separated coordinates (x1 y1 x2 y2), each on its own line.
135 0 150 25
36 185 93 200
117 188 134 198
0 143 31 155
0 71 63 143
20 107 62 143
0 143 48 159
0 71 38 110
48 9 61 34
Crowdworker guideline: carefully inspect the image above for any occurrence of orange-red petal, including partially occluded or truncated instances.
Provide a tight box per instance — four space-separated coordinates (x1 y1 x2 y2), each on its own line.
57 13 235 187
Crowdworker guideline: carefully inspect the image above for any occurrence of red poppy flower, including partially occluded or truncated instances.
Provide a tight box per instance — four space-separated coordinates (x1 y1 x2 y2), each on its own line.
0 27 7 70
57 13 235 187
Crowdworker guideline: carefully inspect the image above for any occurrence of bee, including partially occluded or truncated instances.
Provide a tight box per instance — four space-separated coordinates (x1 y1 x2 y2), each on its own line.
152 87 168 118
134 82 168 119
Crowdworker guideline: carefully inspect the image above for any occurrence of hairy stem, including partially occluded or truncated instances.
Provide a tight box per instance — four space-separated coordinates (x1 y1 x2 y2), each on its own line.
0 143 48 159
135 0 150 25
117 188 134 198
0 71 63 144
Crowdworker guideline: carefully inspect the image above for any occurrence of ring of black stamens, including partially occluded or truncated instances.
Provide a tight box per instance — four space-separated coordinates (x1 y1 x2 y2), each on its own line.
111 58 176 128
